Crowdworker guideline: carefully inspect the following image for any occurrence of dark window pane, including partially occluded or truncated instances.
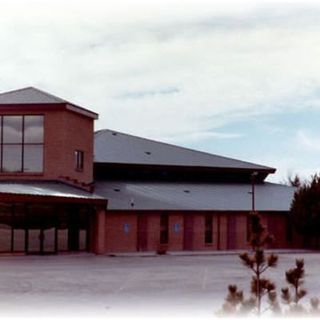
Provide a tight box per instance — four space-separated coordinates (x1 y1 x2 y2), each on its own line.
205 214 213 244
0 224 11 252
205 231 212 244
24 116 44 143
3 116 23 143
43 228 55 252
79 229 87 251
0 208 12 252
2 145 22 172
160 213 168 227
75 150 84 171
13 229 25 252
0 116 2 143
12 206 25 252
58 229 68 251
28 229 41 253
23 145 43 172
160 231 168 244
160 213 169 244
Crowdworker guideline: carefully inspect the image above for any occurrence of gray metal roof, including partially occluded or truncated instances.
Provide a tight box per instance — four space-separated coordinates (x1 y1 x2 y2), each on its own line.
0 87 99 119
0 87 66 104
95 181 294 211
94 129 275 171
0 181 105 201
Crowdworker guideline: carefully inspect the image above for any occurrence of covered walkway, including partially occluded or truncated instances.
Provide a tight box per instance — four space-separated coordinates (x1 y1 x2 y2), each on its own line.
0 181 107 254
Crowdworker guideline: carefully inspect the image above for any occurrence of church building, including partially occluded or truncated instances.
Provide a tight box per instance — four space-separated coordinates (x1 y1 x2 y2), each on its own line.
0 87 297 255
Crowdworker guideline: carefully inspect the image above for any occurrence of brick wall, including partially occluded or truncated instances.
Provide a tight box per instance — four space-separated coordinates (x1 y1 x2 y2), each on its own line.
105 212 137 252
0 108 94 186
101 211 296 253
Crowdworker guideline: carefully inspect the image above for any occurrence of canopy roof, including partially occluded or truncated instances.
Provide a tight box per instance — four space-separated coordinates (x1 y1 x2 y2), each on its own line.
0 181 106 204
95 180 294 211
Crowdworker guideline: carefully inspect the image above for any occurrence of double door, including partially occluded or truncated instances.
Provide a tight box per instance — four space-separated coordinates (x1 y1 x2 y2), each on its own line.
26 213 87 254
25 207 88 254
0 203 89 254
27 227 56 254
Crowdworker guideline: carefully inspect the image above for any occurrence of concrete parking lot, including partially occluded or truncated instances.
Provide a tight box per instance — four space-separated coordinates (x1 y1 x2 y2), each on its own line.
0 252 319 319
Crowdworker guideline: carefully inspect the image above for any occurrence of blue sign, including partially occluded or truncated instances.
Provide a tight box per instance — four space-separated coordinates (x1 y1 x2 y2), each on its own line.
124 223 130 234
174 223 180 233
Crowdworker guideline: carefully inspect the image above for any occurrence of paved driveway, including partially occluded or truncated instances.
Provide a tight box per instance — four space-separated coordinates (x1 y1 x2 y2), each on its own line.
0 252 319 319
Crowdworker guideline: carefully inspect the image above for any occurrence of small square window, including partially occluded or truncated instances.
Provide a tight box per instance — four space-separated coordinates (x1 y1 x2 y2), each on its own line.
75 150 84 171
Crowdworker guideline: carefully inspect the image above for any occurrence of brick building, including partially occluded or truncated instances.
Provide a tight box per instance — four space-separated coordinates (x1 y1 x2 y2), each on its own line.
0 87 297 255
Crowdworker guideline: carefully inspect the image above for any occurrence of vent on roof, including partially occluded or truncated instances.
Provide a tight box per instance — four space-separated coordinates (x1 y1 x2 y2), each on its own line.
113 188 120 192
183 190 190 193
112 132 118 136
145 151 151 155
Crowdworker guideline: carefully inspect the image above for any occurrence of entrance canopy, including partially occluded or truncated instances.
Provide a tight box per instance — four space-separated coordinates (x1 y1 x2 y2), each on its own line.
0 181 107 204
0 181 107 255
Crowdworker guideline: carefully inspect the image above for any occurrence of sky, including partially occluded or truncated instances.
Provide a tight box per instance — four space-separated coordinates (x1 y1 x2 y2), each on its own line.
0 0 320 182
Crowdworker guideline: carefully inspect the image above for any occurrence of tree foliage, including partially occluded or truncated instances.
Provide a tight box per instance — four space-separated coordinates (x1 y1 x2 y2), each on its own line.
219 212 320 317
283 173 302 187
290 174 320 243
281 259 307 314
221 212 279 316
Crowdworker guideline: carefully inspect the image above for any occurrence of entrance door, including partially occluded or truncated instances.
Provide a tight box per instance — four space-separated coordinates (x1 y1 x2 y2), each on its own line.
43 227 56 253
27 228 56 254
67 209 88 252
27 229 41 253
26 204 57 255
0 203 90 255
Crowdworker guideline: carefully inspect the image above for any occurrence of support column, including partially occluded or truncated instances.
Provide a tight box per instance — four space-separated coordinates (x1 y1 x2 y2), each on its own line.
93 205 106 254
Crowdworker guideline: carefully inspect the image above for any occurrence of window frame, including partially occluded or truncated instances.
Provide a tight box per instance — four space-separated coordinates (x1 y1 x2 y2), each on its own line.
74 150 84 172
0 115 44 173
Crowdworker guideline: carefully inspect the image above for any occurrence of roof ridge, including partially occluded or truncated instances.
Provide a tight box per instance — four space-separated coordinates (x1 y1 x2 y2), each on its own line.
95 129 275 170
28 87 67 103
0 86 34 96
0 87 98 119
0 86 66 103
29 88 99 117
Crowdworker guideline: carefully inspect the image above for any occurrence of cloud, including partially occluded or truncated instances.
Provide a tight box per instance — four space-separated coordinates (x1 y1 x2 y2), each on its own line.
296 130 320 152
1 0 320 182
162 130 244 144
117 87 180 99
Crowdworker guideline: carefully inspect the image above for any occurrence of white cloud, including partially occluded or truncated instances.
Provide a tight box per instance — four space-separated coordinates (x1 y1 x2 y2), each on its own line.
296 130 320 152
1 0 320 178
161 130 243 144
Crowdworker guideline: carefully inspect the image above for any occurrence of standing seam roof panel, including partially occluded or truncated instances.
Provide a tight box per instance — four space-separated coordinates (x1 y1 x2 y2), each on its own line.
94 129 275 171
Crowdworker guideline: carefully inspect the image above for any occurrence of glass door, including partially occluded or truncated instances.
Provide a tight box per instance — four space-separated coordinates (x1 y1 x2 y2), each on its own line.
43 227 56 253
27 228 56 254
27 229 41 253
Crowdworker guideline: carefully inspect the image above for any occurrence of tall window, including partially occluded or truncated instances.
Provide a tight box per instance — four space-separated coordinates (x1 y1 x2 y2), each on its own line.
160 213 169 244
75 150 84 171
0 115 44 173
205 214 213 244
